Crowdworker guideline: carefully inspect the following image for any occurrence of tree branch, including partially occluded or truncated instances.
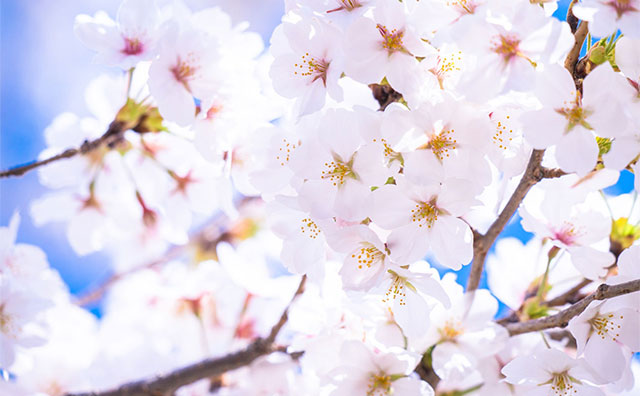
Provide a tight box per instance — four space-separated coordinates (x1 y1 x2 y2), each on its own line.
543 278 592 307
564 21 589 78
0 121 127 179
265 275 307 344
68 341 275 396
369 83 403 111
505 279 640 336
566 0 580 33
467 150 550 291
66 275 307 396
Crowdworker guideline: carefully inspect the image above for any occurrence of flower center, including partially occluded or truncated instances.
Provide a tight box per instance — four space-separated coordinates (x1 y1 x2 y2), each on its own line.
555 94 593 132
367 373 392 396
383 271 407 306
446 0 477 14
327 0 362 13
294 53 330 86
205 104 224 120
411 200 440 228
321 155 357 187
606 0 639 18
439 319 464 341
425 128 457 161
590 312 623 341
276 138 299 166
352 243 385 269
300 218 321 239
0 304 16 338
171 56 199 91
122 37 144 55
492 115 514 151
491 34 537 67
552 222 580 246
550 372 576 396
430 51 463 89
372 138 403 166
377 24 409 56
169 170 196 195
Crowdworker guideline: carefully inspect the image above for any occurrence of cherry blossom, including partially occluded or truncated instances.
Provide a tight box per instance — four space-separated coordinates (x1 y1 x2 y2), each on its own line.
370 177 475 269
3 0 640 394
329 340 433 396
374 262 450 338
521 64 630 175
344 0 435 94
270 16 344 115
502 348 605 396
450 0 573 100
573 0 640 38
569 297 640 383
418 275 507 382
74 0 161 69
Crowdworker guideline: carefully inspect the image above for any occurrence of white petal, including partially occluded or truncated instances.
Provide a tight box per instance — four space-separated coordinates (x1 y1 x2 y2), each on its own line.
555 127 599 175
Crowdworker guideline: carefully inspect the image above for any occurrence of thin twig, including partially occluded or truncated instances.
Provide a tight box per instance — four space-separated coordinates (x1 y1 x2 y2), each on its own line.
505 279 640 336
544 278 592 307
66 275 307 396
496 277 592 325
73 251 179 307
265 275 307 344
0 121 127 179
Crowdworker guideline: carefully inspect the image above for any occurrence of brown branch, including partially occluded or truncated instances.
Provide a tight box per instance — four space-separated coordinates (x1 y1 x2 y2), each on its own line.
564 21 589 78
66 275 307 396
505 279 640 336
566 0 580 33
467 150 549 291
265 275 307 344
540 167 567 179
415 362 440 390
369 83 403 111
0 121 127 179
544 278 592 307
68 341 275 396
496 278 592 325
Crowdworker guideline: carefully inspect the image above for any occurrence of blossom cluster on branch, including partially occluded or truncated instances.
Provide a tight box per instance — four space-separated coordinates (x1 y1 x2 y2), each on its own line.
1 0 640 395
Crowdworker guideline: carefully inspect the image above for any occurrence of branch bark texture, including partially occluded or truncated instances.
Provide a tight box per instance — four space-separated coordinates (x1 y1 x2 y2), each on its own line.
505 279 640 336
0 121 126 179
467 150 551 291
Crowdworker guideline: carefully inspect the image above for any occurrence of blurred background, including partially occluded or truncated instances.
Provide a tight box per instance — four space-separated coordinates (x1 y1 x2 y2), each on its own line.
0 0 284 300
0 0 631 313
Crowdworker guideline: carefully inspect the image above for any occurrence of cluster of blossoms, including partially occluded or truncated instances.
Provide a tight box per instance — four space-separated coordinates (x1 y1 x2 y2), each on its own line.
1 0 640 395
